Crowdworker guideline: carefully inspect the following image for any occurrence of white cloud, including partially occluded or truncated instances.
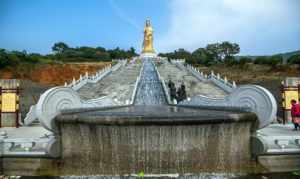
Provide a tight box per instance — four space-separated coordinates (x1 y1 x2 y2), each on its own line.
157 0 300 55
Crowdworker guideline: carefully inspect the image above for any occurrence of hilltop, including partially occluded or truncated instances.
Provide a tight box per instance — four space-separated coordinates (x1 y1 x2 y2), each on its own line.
236 49 300 62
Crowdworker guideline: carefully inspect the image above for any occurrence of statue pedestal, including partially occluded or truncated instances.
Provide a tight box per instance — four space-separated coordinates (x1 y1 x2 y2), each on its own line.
140 52 157 58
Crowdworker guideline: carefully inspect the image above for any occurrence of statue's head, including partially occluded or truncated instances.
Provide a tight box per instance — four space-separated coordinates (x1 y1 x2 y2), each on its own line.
146 19 151 27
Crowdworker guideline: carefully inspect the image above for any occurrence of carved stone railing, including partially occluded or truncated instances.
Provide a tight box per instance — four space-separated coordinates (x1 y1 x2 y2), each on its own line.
24 60 127 128
153 61 172 104
169 59 277 128
171 59 236 93
252 130 300 156
178 85 277 129
66 60 127 91
0 134 59 158
130 60 144 104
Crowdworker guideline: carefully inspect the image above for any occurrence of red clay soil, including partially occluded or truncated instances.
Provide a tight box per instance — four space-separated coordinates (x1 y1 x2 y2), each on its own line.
0 62 110 86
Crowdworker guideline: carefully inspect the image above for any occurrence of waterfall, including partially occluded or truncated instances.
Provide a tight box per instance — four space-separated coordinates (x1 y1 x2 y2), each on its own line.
59 121 254 175
134 58 167 105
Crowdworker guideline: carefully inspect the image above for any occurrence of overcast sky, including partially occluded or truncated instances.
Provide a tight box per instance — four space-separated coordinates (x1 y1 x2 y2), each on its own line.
0 0 299 55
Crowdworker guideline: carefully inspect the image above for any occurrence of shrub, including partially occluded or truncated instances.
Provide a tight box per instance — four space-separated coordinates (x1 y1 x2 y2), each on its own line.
287 54 300 65
238 57 252 66
254 55 282 67
224 57 238 66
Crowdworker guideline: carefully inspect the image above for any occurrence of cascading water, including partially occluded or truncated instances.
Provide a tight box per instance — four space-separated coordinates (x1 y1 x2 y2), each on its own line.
134 58 167 105
48 57 259 177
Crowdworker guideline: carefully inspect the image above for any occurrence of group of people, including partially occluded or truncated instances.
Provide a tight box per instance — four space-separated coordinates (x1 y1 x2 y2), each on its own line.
168 80 187 103
291 99 300 131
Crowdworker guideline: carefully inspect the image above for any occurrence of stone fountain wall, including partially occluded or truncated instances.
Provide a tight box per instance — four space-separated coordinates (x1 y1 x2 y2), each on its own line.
57 117 256 175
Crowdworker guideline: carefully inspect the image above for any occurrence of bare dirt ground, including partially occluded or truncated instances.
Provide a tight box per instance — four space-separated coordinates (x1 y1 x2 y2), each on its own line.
0 62 110 86
0 62 110 120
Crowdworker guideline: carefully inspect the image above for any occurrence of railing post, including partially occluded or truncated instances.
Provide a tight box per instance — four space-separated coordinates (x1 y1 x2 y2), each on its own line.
16 83 20 128
0 85 2 128
72 77 76 86
233 81 237 88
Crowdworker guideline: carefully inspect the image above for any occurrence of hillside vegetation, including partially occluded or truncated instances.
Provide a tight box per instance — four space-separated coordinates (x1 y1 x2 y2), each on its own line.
0 42 137 69
159 41 300 68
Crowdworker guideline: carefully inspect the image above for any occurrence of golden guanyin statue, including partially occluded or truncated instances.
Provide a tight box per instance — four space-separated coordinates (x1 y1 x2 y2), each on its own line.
142 19 155 54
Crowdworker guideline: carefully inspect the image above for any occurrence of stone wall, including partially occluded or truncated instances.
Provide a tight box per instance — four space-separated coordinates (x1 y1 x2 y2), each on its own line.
57 114 257 175
0 111 259 176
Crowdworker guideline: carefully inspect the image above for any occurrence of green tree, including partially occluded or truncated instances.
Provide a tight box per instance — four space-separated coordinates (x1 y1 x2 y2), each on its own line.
52 42 69 54
0 49 10 68
174 48 192 59
128 47 137 57
206 43 221 61
287 54 300 66
219 41 240 61
238 57 252 66
254 55 282 67
268 55 283 67
191 48 214 66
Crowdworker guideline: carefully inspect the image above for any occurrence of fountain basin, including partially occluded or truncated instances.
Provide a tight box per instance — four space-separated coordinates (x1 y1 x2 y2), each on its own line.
1 105 260 176
57 105 258 175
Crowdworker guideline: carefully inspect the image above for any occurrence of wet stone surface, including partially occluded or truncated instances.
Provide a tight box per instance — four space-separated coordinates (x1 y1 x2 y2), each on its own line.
134 58 167 105
58 105 251 123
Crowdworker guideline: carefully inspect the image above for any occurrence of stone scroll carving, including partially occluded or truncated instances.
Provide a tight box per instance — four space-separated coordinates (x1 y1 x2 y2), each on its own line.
24 60 127 129
179 85 277 129
25 87 119 132
35 87 82 132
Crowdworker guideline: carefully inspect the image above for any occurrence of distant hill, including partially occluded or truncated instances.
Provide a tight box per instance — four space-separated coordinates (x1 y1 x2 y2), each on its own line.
236 50 300 63
275 50 300 61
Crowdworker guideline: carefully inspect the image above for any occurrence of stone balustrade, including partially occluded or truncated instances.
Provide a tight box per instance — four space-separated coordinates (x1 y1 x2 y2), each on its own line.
65 60 127 91
169 58 277 129
0 133 59 158
153 61 172 104
171 59 236 93
24 60 127 128
130 60 144 104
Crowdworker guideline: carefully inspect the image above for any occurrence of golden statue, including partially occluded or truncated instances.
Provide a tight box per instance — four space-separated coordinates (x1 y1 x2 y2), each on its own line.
142 19 155 54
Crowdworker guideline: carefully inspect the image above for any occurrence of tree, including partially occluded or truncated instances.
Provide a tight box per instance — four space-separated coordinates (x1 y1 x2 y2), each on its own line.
254 55 282 67
128 47 137 57
254 56 268 64
191 48 213 65
52 42 69 54
219 41 240 61
287 54 300 66
268 55 283 67
0 49 10 68
238 57 252 66
174 48 192 60
206 43 221 61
